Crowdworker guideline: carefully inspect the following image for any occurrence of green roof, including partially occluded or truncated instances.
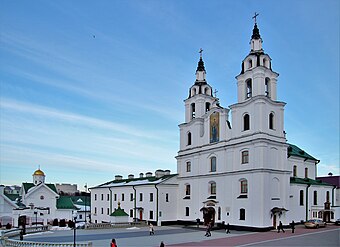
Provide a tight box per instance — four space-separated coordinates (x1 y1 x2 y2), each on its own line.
110 206 129 217
288 144 319 162
290 177 333 186
22 183 57 194
96 173 178 188
57 196 79 210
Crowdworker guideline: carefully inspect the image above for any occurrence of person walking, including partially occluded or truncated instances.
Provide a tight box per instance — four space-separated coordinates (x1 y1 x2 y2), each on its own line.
110 238 117 247
290 220 295 233
160 241 165 247
205 222 212 237
149 223 155 235
277 221 285 233
226 223 231 234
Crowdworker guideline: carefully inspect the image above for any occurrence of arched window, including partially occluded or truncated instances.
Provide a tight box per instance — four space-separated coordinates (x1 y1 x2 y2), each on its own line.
186 161 191 172
241 150 249 164
204 87 210 95
185 207 190 216
300 190 304 206
304 168 308 178
243 114 250 131
205 102 210 112
313 191 318 205
240 179 248 194
246 79 252 98
185 184 191 196
293 165 297 177
248 59 252 69
191 103 196 119
187 132 192 145
269 113 274 130
240 208 246 220
209 181 216 195
265 78 270 97
210 157 216 172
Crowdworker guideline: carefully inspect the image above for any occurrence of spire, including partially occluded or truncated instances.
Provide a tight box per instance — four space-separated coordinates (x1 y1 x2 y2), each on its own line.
196 48 206 72
251 23 261 40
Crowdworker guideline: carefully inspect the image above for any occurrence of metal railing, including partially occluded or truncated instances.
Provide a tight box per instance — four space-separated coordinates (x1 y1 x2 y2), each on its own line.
1 238 92 247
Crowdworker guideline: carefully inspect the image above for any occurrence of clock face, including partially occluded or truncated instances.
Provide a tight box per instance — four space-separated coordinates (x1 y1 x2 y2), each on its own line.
40 195 44 200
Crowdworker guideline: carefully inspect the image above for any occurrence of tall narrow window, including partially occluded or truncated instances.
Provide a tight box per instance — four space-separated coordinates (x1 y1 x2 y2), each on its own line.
122 193 125 201
210 182 216 195
187 132 192 145
185 207 190 216
304 168 308 178
243 114 250 131
240 179 248 194
269 113 274 130
313 191 317 205
114 194 117 201
165 193 169 202
265 78 270 97
107 194 110 201
240 208 246 220
185 184 191 196
293 165 297 177
246 79 252 98
248 59 252 69
130 209 133 217
300 190 304 206
210 157 216 172
149 210 154 220
150 193 154 202
139 193 143 202
206 102 211 112
186 161 191 172
130 193 133 201
241 151 249 164
191 103 196 119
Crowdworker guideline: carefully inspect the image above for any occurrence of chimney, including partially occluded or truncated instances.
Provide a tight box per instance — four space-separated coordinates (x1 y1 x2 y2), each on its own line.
145 172 152 178
115 175 123 180
155 169 165 178
139 173 144 178
128 174 134 179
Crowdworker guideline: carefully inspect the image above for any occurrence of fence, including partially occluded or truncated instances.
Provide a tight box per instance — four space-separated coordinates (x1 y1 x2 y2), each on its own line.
1 238 92 247
85 221 147 229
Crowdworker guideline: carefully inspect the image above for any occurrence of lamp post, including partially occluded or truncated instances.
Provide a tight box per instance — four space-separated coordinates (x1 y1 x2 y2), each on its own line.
73 212 77 247
84 183 87 224
34 209 38 226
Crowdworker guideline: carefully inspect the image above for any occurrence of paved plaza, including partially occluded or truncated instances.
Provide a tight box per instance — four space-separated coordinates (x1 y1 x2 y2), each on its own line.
13 224 340 247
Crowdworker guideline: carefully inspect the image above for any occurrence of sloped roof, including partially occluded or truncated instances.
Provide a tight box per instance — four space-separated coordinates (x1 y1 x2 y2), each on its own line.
316 176 340 188
22 183 58 194
70 195 91 206
110 207 129 217
92 174 178 189
290 177 333 186
288 144 319 162
57 196 79 210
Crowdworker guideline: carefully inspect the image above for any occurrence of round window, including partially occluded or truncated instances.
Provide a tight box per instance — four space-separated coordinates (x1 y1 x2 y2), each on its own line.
40 195 44 200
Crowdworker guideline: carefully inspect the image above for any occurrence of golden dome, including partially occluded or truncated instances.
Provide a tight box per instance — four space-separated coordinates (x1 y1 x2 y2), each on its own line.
33 169 45 176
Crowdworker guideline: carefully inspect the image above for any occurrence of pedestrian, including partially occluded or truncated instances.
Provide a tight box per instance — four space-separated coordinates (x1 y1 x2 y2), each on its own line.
110 238 117 247
290 220 295 233
226 223 230 234
205 222 211 237
149 223 155 235
277 221 285 233
19 230 24 240
160 241 165 247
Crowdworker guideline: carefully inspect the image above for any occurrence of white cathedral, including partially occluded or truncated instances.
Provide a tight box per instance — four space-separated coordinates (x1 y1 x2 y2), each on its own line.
90 21 336 230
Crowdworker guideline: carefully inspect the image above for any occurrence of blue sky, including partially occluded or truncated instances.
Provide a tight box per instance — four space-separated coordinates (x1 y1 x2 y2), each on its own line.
0 0 339 189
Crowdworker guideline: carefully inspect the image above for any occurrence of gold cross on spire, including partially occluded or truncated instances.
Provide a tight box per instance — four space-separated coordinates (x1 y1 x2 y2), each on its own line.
199 48 203 58
252 12 259 24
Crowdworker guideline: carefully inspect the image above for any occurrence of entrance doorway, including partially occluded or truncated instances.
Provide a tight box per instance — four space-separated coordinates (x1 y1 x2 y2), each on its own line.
201 207 216 226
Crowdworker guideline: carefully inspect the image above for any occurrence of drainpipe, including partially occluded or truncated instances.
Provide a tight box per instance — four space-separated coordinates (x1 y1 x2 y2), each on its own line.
132 185 136 223
155 184 159 225
306 184 311 221
108 187 112 214
88 188 92 223
332 186 336 206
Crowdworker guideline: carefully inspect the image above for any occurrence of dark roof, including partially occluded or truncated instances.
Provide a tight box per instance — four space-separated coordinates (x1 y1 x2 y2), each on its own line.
57 196 79 210
316 176 340 188
287 144 319 162
22 183 58 194
110 206 129 217
290 177 333 187
251 23 261 40
95 174 177 188
196 57 206 72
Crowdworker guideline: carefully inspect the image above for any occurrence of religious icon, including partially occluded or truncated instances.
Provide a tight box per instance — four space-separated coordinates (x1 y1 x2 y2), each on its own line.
210 112 219 143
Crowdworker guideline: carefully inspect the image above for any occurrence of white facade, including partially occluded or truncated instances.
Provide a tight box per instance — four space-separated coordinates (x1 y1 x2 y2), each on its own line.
90 171 178 225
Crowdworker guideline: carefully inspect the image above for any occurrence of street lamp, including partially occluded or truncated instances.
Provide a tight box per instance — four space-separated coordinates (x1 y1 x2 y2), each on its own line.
84 183 87 224
34 209 38 226
73 212 77 247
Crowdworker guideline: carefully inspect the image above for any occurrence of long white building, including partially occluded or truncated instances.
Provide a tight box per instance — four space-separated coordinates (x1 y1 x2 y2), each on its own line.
90 20 336 230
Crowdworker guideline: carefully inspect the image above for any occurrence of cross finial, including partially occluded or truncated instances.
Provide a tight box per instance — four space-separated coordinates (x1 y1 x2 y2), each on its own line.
213 89 218 98
252 12 259 24
199 48 203 58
